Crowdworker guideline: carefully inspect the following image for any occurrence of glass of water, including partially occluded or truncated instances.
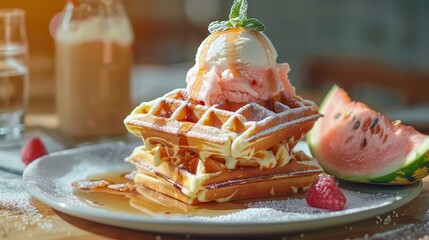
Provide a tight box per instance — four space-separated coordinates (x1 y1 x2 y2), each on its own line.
0 9 28 144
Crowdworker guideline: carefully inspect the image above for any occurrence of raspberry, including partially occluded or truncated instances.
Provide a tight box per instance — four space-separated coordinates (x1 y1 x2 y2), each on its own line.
306 175 346 211
21 137 48 165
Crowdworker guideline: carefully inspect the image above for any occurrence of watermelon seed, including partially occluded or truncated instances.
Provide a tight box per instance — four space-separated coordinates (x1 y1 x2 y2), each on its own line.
361 138 367 149
353 121 360 130
334 113 341 119
383 134 388 143
370 118 379 129
345 136 353 144
373 124 381 134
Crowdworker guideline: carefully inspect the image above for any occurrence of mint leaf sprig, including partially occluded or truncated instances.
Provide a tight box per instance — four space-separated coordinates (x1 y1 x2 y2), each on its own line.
208 0 265 33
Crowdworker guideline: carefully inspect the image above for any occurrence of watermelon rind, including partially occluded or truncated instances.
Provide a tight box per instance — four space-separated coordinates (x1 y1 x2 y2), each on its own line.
307 85 429 185
307 84 339 165
367 139 429 184
307 85 339 153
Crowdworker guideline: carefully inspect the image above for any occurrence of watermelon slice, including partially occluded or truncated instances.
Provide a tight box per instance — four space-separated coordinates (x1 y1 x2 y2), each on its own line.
307 85 429 184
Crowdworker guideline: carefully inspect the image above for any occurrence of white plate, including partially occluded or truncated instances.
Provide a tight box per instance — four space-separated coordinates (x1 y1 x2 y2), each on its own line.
23 142 422 235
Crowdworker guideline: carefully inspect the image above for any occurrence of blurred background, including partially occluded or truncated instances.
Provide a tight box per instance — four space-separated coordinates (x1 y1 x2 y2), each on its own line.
1 0 428 129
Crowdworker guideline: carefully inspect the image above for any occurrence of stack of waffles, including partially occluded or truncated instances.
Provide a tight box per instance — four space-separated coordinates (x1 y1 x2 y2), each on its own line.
124 89 323 204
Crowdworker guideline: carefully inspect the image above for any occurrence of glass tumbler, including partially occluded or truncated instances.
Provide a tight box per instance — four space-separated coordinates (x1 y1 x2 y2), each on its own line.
0 9 29 144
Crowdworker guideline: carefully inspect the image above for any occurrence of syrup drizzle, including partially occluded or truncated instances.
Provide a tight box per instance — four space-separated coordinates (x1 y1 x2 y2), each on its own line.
72 171 307 217
189 30 222 101
72 171 248 216
225 27 240 78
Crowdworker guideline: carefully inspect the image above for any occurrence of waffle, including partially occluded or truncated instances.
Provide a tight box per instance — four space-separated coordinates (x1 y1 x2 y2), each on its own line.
146 139 294 170
124 88 321 169
126 146 323 204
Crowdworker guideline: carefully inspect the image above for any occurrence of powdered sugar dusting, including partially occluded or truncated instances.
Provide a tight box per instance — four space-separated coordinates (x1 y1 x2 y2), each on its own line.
362 209 429 240
0 171 53 237
181 189 405 223
50 145 134 208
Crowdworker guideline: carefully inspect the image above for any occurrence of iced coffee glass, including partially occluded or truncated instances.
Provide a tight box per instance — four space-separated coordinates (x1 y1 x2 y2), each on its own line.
55 0 134 138
0 9 29 144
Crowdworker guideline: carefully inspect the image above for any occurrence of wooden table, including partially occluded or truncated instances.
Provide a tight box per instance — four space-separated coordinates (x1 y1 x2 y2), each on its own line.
1 93 429 239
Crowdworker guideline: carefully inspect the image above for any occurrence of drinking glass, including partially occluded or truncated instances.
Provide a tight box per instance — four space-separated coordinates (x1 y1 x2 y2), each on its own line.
0 9 29 144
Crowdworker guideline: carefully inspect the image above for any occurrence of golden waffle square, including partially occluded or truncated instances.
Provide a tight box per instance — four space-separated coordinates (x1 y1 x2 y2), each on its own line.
147 140 296 170
126 146 323 204
124 89 322 165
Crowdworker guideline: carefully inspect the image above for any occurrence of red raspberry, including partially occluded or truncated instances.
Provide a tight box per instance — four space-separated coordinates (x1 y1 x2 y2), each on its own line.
21 137 48 165
306 175 346 211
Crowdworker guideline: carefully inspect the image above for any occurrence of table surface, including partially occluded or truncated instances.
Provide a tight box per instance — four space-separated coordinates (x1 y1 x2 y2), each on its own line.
2 71 429 239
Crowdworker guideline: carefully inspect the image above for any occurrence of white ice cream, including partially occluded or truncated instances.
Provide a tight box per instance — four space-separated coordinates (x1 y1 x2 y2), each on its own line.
195 29 278 68
186 27 295 106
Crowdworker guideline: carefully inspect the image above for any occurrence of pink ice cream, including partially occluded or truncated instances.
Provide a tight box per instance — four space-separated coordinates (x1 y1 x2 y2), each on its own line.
186 27 296 106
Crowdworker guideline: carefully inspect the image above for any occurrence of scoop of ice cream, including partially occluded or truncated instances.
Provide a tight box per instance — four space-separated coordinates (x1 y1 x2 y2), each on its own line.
196 27 277 68
186 27 296 106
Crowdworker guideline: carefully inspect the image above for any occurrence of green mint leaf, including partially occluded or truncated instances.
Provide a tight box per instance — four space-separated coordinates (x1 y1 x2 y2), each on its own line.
208 21 223 33
229 0 244 19
238 0 248 19
243 18 266 32
209 0 265 33
208 20 230 33
229 19 244 28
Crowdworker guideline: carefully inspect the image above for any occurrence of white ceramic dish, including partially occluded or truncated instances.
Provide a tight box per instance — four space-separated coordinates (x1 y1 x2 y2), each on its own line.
23 142 422 235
